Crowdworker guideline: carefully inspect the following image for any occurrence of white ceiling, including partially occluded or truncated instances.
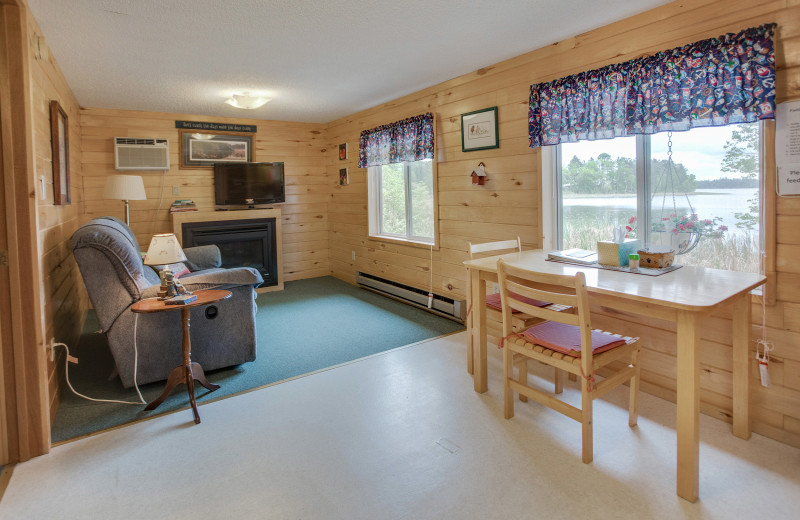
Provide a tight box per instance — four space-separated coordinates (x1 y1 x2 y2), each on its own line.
27 0 669 123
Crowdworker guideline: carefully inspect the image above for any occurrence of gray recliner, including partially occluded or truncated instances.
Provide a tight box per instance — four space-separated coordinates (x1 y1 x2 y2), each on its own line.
71 217 263 388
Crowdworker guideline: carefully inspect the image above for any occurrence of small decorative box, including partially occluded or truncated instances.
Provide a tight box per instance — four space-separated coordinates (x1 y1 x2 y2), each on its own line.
637 246 675 268
597 239 641 267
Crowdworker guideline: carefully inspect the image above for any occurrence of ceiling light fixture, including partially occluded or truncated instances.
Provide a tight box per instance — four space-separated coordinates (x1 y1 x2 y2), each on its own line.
224 92 270 110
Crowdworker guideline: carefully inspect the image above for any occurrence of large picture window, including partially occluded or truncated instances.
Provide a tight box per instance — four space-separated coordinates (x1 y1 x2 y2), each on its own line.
556 123 762 273
368 159 434 245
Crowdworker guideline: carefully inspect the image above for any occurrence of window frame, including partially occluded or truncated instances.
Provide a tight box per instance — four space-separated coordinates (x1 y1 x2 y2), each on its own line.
367 159 439 249
543 121 776 302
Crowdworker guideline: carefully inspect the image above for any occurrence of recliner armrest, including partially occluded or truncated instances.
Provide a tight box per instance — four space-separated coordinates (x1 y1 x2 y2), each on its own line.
183 245 222 271
136 267 263 303
178 267 263 290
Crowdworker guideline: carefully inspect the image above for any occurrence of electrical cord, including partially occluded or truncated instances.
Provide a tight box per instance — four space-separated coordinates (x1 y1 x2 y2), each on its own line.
53 312 146 406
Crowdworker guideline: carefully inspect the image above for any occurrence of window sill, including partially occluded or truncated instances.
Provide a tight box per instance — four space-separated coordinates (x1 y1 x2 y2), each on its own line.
368 234 438 250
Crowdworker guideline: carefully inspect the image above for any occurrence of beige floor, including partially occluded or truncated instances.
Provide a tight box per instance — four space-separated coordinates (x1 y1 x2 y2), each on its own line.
1 331 799 519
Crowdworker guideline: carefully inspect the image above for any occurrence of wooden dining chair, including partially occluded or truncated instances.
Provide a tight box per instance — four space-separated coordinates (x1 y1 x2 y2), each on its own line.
466 237 531 374
496 259 641 463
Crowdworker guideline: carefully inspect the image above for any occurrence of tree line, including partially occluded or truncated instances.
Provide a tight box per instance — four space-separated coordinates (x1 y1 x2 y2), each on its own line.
563 154 696 194
695 177 758 189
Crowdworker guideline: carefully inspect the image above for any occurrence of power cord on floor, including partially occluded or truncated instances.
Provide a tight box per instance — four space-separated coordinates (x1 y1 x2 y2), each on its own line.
53 313 146 406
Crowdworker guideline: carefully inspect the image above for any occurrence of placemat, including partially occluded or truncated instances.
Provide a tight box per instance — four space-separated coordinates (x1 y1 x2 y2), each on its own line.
546 258 683 276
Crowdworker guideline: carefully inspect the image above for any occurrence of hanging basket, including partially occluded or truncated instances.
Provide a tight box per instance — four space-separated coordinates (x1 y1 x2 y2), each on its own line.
650 229 700 255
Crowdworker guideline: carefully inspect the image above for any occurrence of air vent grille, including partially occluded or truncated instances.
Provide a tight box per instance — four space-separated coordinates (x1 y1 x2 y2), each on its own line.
114 137 170 170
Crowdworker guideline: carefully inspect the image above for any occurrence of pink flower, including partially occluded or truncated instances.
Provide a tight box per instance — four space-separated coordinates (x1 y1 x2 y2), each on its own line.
720 225 728 231
671 228 679 235
628 216 637 224
626 225 632 232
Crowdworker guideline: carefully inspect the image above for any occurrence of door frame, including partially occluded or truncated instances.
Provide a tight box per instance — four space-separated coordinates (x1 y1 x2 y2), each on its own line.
0 0 50 464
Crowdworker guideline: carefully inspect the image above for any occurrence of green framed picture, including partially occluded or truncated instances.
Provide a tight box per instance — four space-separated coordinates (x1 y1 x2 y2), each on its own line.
461 106 499 152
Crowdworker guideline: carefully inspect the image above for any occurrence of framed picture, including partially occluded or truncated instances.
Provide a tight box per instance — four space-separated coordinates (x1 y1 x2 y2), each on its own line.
461 106 499 152
338 143 348 160
50 100 70 205
338 168 349 186
179 130 254 169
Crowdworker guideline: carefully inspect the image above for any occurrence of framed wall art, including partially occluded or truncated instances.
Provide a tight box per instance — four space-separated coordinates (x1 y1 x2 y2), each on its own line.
339 168 349 186
179 130 254 169
50 100 70 204
461 106 499 152
338 143 348 160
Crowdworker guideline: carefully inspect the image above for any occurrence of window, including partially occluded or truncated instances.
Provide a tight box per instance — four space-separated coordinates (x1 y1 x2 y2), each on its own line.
368 159 435 245
555 122 762 273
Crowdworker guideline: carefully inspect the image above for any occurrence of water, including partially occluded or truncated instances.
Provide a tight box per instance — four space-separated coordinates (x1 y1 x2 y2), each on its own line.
564 188 759 235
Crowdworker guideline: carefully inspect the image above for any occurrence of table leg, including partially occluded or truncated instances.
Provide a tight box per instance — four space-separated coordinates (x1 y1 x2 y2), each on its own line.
144 365 185 411
466 273 474 375
471 269 487 393
676 310 700 502
186 364 200 424
732 294 752 439
190 362 220 391
144 307 220 424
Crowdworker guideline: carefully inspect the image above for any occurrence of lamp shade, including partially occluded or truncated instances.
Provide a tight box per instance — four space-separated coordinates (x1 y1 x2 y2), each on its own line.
143 233 187 266
103 174 146 200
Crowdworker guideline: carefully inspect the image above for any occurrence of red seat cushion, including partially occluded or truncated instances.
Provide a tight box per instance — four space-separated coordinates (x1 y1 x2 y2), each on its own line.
520 321 626 357
486 292 550 313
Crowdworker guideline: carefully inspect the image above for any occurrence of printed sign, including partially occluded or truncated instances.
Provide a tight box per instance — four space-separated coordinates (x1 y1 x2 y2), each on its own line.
175 120 257 133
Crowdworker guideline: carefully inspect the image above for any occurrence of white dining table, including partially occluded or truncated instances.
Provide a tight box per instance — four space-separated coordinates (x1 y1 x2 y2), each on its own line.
464 249 766 502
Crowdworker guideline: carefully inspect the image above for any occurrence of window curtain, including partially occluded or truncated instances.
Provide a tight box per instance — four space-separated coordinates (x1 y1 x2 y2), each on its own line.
529 23 776 147
359 113 434 168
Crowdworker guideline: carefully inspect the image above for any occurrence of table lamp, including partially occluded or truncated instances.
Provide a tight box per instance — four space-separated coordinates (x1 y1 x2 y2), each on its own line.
143 233 188 299
103 174 146 225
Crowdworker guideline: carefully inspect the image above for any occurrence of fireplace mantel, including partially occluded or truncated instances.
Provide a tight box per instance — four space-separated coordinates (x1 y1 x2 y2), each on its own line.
172 208 283 292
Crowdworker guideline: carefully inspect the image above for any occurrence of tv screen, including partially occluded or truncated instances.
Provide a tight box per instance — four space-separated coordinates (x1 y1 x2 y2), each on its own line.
214 162 285 206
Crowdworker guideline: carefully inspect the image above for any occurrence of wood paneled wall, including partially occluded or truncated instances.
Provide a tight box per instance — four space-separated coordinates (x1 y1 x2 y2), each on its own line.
79 109 330 282
27 7 87 430
326 0 800 447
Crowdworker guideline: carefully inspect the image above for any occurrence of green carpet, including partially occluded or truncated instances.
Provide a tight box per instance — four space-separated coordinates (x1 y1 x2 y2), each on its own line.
51 276 463 443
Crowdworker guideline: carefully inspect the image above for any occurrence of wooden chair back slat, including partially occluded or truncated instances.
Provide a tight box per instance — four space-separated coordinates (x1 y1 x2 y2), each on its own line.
468 237 521 259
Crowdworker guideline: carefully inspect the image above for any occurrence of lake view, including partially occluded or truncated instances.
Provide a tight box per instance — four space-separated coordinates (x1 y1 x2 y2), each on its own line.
564 188 759 235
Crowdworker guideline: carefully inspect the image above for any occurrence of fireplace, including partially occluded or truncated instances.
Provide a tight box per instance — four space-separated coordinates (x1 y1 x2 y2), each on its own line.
181 218 278 287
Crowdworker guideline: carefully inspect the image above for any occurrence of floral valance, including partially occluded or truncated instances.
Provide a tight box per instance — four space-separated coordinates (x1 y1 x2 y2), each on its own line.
359 113 434 168
529 23 776 147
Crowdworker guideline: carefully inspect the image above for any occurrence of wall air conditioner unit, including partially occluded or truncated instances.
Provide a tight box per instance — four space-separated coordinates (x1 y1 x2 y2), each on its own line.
114 137 170 170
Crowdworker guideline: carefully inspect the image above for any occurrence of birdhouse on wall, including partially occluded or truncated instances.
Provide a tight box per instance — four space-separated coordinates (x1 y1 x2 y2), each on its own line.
471 162 486 186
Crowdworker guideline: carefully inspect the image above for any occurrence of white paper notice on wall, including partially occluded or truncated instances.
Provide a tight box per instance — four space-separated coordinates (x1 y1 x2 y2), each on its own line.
776 100 800 196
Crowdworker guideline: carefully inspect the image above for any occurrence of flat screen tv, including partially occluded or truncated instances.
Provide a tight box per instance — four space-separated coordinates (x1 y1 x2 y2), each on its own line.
214 162 285 206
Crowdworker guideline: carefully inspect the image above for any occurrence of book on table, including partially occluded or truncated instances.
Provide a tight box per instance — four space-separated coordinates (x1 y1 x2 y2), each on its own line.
547 248 599 265
164 293 198 305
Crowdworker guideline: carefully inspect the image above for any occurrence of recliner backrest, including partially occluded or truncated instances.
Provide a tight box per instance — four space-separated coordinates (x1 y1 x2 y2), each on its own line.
71 218 160 331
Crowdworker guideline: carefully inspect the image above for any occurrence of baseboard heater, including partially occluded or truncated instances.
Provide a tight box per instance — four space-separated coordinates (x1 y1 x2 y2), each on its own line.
356 271 465 323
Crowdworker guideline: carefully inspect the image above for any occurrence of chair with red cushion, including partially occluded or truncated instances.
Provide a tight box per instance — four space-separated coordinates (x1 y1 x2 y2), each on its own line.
497 258 641 463
466 238 543 375
467 238 571 395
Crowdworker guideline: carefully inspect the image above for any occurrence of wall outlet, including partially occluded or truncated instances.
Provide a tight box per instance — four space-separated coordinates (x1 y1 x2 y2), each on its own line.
491 283 499 293
49 338 55 362
352 251 356 261
172 185 180 195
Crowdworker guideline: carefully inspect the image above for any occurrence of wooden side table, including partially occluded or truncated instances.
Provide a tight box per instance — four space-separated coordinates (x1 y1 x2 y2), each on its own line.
131 289 232 424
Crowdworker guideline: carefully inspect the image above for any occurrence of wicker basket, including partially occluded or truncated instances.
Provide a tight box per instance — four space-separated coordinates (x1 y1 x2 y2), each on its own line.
637 246 675 268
